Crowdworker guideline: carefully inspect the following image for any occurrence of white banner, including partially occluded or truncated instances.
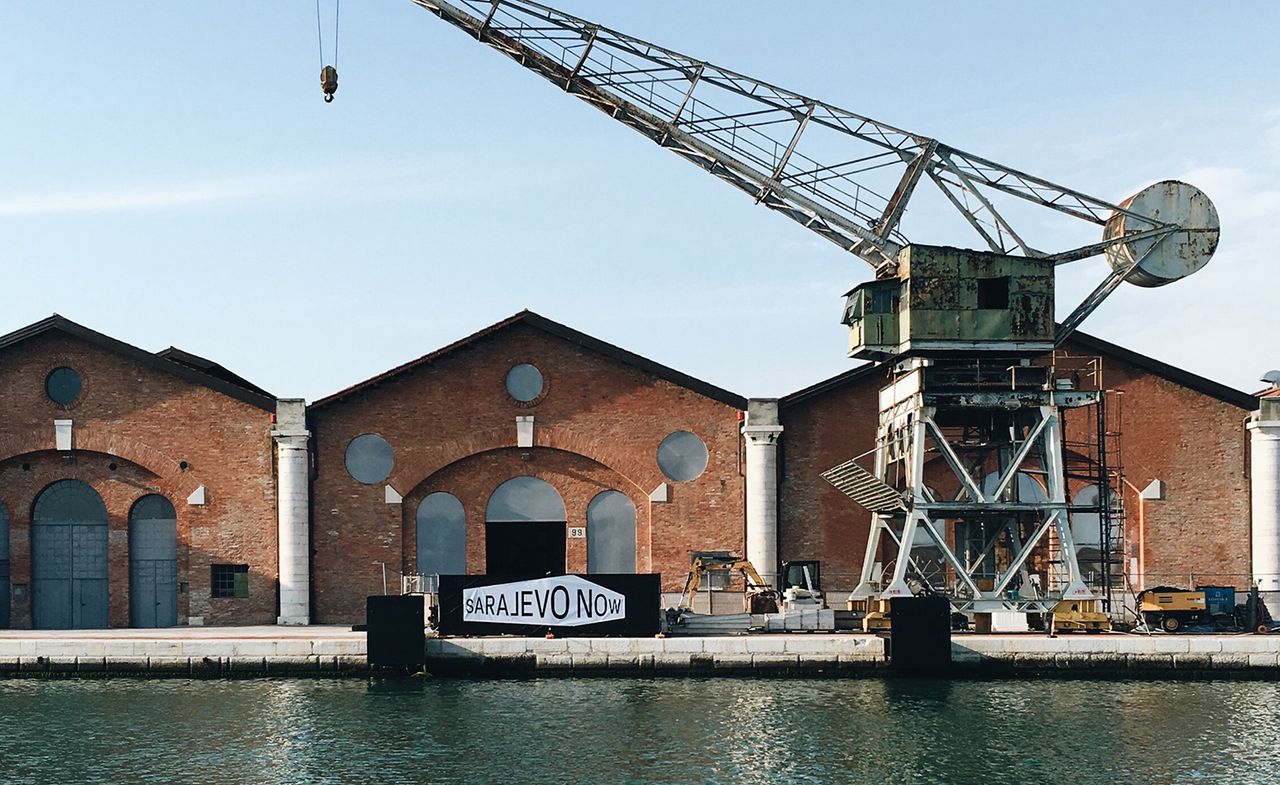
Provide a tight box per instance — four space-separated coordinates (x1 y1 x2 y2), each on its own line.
462 575 626 626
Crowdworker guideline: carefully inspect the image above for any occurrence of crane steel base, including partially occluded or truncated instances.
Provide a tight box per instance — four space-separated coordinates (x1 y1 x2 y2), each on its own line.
826 357 1099 617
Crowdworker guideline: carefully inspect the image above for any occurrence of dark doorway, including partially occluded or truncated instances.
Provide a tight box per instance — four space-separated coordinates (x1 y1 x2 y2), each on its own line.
485 522 566 579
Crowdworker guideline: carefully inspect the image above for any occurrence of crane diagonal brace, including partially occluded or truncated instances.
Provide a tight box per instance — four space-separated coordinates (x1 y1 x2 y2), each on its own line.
411 0 1213 296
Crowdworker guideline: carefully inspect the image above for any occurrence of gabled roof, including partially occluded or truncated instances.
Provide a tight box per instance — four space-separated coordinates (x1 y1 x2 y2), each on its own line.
157 346 273 398
310 310 747 411
0 315 275 411
1067 331 1258 411
779 330 1258 411
780 362 885 408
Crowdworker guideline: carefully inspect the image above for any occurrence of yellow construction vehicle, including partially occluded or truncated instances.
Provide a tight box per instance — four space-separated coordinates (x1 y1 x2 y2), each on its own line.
682 555 779 614
1050 599 1111 633
1137 587 1206 632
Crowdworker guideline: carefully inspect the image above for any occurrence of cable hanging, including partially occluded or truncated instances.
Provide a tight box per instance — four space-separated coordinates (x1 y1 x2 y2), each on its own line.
316 0 340 103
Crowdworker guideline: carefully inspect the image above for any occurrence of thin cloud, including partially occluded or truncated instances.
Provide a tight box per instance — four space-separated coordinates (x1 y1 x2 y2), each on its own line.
0 171 326 216
0 157 554 217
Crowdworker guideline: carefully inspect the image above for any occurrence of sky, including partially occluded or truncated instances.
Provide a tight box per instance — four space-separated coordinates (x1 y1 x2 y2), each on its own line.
2 2 1277 401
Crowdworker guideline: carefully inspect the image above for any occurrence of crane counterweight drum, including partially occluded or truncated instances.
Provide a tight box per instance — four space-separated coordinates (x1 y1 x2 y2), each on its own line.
1103 180 1220 288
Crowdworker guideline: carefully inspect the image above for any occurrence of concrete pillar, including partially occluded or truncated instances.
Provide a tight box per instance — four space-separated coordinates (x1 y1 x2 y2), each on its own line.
274 399 311 626
743 399 784 588
1250 398 1280 605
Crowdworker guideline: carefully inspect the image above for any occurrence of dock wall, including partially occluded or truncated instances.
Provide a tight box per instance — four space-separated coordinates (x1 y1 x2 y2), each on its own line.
4 629 1280 677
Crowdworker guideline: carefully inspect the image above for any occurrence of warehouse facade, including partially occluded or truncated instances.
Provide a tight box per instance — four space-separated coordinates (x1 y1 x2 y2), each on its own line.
0 311 1267 627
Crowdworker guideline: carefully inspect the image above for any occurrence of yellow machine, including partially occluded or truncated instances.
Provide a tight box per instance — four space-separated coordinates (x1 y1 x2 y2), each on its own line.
1138 587 1206 632
682 556 779 614
859 598 892 632
1051 599 1111 633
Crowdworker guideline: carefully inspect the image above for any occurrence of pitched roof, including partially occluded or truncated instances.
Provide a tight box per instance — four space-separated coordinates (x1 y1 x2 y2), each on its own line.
0 315 275 411
156 346 273 398
310 310 747 411
779 362 885 408
780 330 1259 411
1067 331 1258 411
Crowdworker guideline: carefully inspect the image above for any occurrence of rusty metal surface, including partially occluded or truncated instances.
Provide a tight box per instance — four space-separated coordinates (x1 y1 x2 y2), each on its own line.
1103 180 1220 287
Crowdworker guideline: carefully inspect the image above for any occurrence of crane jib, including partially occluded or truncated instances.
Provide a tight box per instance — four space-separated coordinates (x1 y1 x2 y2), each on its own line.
409 0 1219 336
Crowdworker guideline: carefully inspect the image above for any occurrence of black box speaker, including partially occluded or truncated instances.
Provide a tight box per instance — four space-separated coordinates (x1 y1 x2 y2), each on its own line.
366 595 426 668
889 595 952 673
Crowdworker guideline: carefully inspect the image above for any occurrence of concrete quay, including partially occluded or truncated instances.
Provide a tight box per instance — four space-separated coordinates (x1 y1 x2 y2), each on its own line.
428 633 1280 677
0 626 367 677
4 628 1280 677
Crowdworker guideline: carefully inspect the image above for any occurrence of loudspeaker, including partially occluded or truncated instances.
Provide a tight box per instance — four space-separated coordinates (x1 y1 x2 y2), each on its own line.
366 595 426 668
888 595 952 673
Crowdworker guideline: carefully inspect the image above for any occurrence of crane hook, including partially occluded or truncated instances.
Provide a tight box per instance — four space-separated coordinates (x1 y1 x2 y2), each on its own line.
321 65 338 103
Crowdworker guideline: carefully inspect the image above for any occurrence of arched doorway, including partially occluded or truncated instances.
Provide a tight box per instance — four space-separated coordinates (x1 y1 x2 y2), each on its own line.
129 494 178 628
32 480 109 629
586 490 636 574
0 501 9 629
417 492 467 579
485 477 566 578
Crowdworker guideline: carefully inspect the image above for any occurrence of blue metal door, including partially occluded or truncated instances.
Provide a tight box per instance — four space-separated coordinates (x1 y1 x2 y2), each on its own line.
32 481 109 630
129 496 177 628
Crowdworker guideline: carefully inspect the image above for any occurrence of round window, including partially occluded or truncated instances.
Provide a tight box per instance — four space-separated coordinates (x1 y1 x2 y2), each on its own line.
657 430 709 483
344 433 394 485
45 367 82 406
505 363 544 403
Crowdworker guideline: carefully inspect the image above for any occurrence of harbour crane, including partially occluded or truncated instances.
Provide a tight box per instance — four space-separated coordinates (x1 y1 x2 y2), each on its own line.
408 0 1220 621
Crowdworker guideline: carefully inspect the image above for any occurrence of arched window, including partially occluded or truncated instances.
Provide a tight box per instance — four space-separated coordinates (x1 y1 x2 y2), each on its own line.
485 477 566 523
129 494 178 628
0 501 9 629
978 471 1049 503
587 490 636 574
417 492 466 577
1071 485 1104 548
32 480 109 629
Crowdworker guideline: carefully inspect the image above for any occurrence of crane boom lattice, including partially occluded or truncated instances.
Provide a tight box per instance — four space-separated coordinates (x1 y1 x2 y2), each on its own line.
411 0 1175 277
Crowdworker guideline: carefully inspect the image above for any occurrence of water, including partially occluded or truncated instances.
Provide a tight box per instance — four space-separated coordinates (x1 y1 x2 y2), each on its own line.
0 677 1277 785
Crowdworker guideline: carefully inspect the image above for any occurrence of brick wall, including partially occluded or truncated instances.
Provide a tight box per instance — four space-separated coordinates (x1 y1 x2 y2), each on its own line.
1093 355 1253 586
308 321 745 624
778 343 1253 592
0 331 278 627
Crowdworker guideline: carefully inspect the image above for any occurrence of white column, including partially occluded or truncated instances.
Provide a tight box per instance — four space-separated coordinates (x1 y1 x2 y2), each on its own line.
274 399 311 625
743 399 784 589
1250 400 1280 600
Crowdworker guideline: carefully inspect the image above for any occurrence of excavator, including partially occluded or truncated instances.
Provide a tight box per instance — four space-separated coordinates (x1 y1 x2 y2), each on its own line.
681 555 779 614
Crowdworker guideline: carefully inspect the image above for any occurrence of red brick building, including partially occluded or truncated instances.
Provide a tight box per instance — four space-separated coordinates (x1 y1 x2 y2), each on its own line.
306 311 748 623
0 311 1264 628
778 333 1258 595
0 316 280 629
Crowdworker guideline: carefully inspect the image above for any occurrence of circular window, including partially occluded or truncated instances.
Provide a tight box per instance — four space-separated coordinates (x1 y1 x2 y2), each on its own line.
344 433 394 485
46 367 82 406
657 430 709 483
505 363 544 403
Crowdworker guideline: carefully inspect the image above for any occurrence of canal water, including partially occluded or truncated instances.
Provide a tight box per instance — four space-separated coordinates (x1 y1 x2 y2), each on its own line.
0 677 1276 784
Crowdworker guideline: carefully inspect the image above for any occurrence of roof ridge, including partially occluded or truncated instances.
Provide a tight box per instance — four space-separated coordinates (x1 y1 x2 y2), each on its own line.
310 309 746 410
0 315 275 411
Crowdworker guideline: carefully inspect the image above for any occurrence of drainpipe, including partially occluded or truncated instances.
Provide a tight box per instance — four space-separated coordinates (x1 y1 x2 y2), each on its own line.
743 399 784 589
274 399 311 625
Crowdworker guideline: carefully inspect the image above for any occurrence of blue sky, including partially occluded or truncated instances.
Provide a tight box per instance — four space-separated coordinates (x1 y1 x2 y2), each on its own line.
3 2 1277 400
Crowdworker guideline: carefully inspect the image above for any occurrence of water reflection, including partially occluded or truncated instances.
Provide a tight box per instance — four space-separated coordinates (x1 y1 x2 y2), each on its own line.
0 678 1277 784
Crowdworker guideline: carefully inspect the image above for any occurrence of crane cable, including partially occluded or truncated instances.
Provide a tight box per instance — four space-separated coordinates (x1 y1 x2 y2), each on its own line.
317 0 340 103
